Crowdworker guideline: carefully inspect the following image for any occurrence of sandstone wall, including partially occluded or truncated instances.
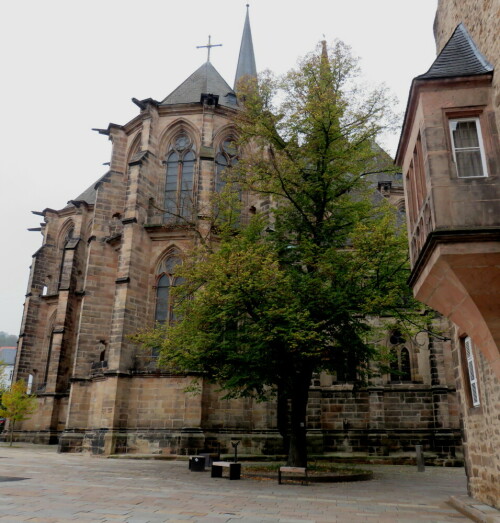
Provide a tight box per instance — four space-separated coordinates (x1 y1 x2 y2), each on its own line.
434 1 500 508
452 328 500 508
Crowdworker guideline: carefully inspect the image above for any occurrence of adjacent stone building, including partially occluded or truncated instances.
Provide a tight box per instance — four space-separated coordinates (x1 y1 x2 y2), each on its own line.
10 8 461 461
396 0 500 508
0 347 17 388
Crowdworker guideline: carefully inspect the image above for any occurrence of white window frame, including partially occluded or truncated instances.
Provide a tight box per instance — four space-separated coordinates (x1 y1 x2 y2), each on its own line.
464 336 480 407
449 117 488 178
27 374 33 394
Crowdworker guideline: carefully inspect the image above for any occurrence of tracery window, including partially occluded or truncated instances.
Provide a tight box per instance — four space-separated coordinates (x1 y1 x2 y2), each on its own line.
389 330 412 382
155 256 184 325
164 134 196 221
400 347 411 381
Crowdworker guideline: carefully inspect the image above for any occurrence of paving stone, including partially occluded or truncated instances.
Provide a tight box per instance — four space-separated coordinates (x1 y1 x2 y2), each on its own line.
0 444 480 523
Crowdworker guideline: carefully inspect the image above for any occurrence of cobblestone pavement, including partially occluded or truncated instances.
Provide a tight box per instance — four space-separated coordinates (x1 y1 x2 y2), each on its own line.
0 444 470 522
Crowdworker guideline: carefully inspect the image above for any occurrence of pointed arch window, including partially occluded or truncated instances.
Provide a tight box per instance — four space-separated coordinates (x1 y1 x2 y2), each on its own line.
389 330 412 382
164 134 196 222
389 351 400 379
155 256 184 324
58 226 74 290
400 347 411 381
215 138 238 192
39 320 56 392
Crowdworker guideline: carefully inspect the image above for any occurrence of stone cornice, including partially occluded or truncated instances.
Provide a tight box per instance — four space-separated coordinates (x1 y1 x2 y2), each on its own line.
121 217 138 225
35 392 70 399
144 223 198 241
157 102 238 119
409 227 500 287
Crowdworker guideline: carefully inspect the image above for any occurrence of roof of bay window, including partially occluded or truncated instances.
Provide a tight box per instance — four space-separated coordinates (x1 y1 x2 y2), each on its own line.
160 62 237 108
395 23 494 164
418 23 493 80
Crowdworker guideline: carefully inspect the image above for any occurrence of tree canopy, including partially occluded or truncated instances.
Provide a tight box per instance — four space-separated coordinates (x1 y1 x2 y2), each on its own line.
134 41 418 466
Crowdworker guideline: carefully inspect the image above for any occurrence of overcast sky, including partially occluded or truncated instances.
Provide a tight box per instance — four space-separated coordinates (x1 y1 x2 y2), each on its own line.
0 0 438 335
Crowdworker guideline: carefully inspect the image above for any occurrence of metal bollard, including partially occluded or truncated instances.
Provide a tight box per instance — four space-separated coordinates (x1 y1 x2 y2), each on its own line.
415 444 425 472
231 440 240 463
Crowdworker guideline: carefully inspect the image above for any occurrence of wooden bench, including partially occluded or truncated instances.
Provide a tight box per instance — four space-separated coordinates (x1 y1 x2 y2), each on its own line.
211 461 241 480
278 466 308 485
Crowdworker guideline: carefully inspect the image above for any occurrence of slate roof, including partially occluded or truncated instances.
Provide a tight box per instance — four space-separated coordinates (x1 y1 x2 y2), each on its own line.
65 61 238 212
418 23 493 80
64 172 111 209
234 6 257 89
160 62 237 108
72 181 98 205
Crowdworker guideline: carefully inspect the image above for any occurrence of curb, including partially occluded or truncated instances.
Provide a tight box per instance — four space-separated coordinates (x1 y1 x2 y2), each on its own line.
448 496 500 523
243 471 373 483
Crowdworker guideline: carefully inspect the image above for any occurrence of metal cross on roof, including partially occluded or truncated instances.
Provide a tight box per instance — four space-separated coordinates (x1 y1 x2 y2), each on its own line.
197 35 222 62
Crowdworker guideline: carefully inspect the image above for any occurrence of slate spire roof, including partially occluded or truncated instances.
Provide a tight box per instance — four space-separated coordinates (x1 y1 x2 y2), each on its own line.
234 4 257 89
159 5 257 106
418 23 493 80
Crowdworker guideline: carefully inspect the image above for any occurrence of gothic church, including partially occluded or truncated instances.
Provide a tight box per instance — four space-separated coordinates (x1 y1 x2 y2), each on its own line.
11 8 461 459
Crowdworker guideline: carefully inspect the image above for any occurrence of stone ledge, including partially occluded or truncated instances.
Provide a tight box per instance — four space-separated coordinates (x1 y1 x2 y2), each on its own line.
448 495 500 523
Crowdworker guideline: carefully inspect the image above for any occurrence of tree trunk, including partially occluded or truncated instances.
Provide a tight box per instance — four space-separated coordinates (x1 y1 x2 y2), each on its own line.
277 384 290 455
286 371 312 467
9 420 14 447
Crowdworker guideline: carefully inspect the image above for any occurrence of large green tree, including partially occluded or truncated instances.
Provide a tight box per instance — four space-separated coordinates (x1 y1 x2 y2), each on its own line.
135 41 417 466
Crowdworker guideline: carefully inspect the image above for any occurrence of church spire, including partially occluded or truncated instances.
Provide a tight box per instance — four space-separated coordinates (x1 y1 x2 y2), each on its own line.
234 4 257 89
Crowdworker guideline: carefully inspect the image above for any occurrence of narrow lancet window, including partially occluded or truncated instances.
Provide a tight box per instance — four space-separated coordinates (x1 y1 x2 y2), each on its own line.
215 138 238 192
58 227 74 290
155 256 183 325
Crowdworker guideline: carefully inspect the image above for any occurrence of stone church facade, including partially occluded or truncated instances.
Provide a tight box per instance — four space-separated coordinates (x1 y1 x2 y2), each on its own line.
11 9 462 460
396 0 500 508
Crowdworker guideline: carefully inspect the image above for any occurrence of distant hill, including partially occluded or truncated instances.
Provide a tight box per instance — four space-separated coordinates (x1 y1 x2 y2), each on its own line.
0 332 18 347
